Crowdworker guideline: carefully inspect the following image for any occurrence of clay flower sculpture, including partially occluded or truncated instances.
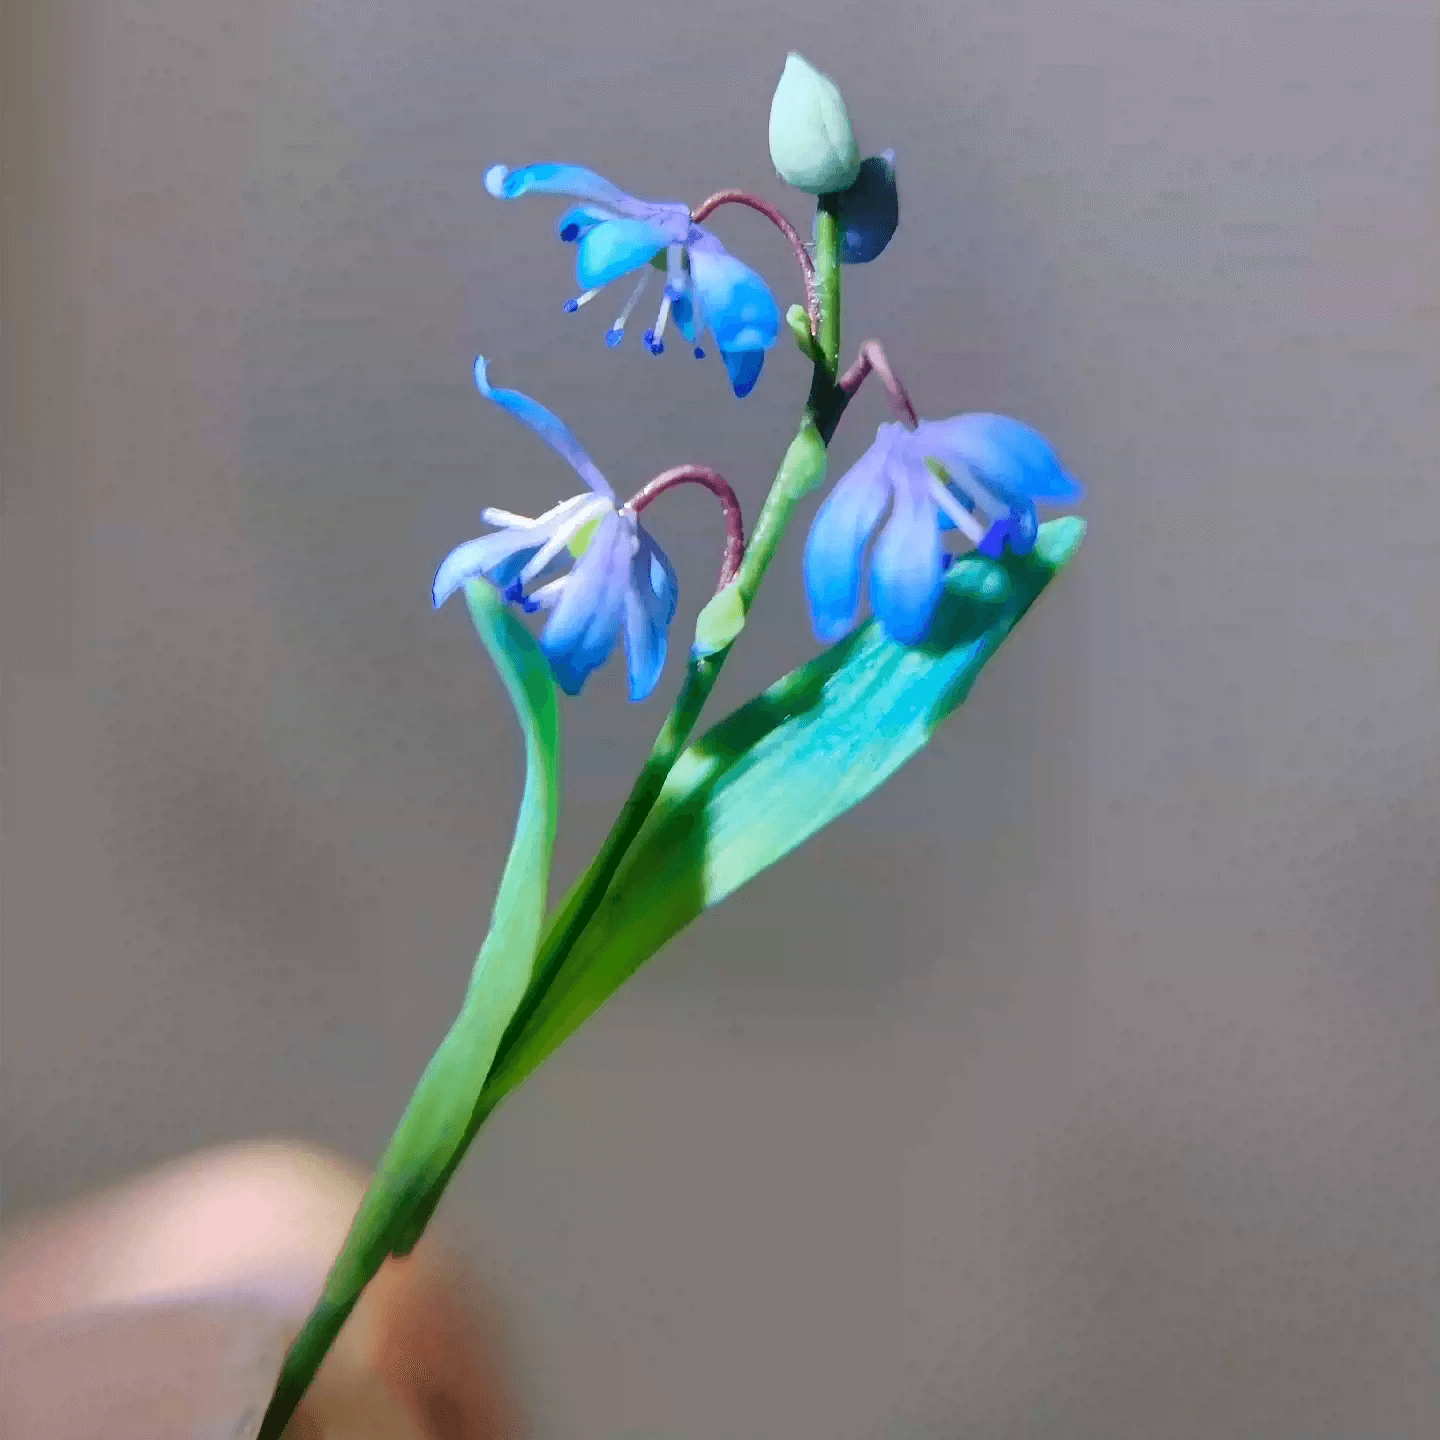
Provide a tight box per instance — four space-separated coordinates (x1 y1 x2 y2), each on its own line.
258 52 1089 1440
434 358 680 699
805 411 1085 645
484 162 782 397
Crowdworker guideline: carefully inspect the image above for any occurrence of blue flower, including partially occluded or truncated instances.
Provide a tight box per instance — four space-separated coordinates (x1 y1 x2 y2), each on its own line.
434 358 679 700
803 414 1084 645
485 163 782 398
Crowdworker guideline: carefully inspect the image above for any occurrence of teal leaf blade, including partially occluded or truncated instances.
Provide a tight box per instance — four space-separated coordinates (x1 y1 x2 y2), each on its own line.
482 517 1084 1106
256 578 560 1440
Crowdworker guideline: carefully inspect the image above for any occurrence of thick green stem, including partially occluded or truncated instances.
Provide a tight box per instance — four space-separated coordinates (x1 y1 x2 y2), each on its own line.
259 193 854 1440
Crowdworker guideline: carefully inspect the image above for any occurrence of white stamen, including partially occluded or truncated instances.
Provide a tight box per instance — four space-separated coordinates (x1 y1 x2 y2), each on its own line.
482 493 592 531
665 243 686 293
609 272 649 334
649 293 672 352
570 286 604 309
955 468 1009 521
520 497 612 583
480 507 537 528
928 474 988 545
526 576 569 609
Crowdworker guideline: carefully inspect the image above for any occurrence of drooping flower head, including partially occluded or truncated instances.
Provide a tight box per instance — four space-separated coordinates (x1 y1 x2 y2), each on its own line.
485 163 782 398
434 358 678 700
804 415 1084 646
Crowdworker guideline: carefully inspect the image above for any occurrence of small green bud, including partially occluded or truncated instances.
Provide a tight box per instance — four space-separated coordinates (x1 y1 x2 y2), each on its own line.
693 583 748 656
768 52 861 195
785 302 819 360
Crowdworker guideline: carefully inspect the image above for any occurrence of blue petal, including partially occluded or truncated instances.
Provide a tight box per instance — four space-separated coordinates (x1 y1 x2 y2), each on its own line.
485 162 629 207
432 531 541 608
622 527 679 701
539 510 630 694
868 467 944 645
555 204 617 243
720 346 765 399
575 218 668 290
917 414 1084 504
474 357 613 498
686 238 781 353
1006 497 1039 553
802 436 895 643
670 290 697 343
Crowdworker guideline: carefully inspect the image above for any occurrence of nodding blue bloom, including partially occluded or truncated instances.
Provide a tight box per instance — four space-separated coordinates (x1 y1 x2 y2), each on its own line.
434 358 679 701
803 414 1084 646
485 163 781 399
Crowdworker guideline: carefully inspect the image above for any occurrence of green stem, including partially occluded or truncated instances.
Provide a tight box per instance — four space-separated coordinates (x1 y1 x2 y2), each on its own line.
812 195 843 377
258 195 852 1439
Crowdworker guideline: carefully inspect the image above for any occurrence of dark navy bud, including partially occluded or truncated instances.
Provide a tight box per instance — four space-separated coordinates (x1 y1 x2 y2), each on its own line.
831 150 899 264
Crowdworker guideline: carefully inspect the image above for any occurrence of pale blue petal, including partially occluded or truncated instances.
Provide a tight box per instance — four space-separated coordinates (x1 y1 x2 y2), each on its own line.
918 414 1084 504
868 466 944 645
539 510 630 694
720 346 765 399
622 527 679 701
803 436 894 643
432 530 541 608
556 204 618 243
686 237 781 353
474 356 613 497
575 218 668 290
485 162 629 207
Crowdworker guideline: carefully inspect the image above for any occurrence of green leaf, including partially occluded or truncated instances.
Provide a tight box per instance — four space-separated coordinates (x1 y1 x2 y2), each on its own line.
257 579 560 1438
481 518 1084 1105
355 579 560 1253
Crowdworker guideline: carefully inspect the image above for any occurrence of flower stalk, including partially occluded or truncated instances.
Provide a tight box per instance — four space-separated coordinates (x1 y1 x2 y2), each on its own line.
690 189 819 337
626 465 746 590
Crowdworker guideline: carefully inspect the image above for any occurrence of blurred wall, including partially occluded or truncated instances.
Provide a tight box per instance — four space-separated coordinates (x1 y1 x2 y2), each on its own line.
3 1 1438 1436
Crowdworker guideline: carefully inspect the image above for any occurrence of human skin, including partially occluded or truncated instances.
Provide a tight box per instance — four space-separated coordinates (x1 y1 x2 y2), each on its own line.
0 1142 521 1438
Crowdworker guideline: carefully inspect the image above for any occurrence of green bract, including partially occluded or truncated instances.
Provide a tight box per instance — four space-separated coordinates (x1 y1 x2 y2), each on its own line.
768 52 862 195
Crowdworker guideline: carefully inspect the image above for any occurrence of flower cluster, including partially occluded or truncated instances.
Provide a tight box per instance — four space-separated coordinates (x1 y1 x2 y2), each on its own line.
435 359 677 700
485 162 782 399
434 53 1086 702
805 415 1084 645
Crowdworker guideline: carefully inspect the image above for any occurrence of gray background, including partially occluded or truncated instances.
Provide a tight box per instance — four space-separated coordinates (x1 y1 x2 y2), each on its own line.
4 1 1438 1435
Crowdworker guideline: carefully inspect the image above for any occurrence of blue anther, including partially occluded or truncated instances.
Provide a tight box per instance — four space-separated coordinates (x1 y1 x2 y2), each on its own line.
693 346 705 359
642 329 664 355
502 578 539 613
604 327 624 348
559 222 581 242
939 552 955 573
563 298 580 314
